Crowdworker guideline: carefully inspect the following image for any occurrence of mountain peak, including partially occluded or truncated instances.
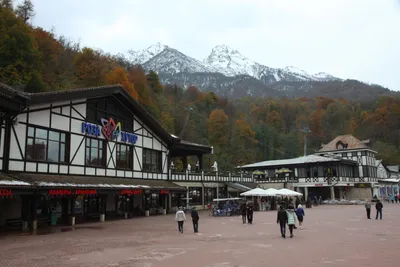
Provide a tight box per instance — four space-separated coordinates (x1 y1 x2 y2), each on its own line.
127 42 168 65
210 44 241 56
127 43 341 83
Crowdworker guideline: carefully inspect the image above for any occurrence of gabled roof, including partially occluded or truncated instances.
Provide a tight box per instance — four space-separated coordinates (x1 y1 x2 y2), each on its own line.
387 165 399 173
25 85 176 145
319 134 372 152
170 134 212 156
0 83 29 114
0 83 29 100
0 84 212 152
238 155 357 169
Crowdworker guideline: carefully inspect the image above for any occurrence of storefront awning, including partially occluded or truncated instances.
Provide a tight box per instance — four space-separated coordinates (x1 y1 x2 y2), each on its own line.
0 173 31 187
9 173 184 191
227 182 252 192
378 178 400 183
174 182 203 187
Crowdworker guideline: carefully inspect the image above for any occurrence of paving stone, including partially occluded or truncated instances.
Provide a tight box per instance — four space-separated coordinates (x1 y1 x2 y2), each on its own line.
0 205 399 267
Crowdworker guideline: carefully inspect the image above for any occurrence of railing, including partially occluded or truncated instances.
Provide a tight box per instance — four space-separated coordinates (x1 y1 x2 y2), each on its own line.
168 171 379 184
169 170 253 183
298 176 379 184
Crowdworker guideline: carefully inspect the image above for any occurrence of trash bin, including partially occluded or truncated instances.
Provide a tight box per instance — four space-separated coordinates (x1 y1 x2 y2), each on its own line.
51 213 57 226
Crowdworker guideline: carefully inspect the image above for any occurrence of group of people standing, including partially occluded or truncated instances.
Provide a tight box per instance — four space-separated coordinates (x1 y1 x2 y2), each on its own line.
364 199 383 220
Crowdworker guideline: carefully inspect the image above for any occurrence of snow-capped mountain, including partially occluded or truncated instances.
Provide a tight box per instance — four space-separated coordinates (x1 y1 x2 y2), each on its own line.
127 42 167 65
125 43 395 101
128 42 339 83
142 47 217 74
204 45 339 82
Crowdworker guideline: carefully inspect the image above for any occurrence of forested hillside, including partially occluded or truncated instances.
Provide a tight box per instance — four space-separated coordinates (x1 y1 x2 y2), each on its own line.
1 1 399 170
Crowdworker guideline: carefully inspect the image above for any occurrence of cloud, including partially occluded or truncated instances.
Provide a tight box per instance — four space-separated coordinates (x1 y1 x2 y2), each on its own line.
31 0 400 91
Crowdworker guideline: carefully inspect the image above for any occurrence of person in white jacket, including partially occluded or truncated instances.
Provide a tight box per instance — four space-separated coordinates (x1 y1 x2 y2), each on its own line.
175 207 186 233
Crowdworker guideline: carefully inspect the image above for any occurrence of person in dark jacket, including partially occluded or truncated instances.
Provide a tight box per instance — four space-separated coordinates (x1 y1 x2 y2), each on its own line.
246 202 254 224
375 199 383 220
277 205 288 238
191 207 199 233
240 201 247 224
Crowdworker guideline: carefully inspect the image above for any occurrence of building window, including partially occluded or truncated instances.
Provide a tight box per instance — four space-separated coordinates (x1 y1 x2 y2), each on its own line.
85 138 106 166
189 187 202 205
116 144 133 169
26 126 69 163
204 188 216 204
143 149 162 172
86 97 133 131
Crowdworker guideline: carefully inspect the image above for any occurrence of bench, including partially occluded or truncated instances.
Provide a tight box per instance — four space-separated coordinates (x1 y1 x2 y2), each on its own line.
6 217 49 230
6 218 23 230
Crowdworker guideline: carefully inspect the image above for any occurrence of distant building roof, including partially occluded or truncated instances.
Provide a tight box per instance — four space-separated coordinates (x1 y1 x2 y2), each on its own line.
238 155 356 169
387 165 399 172
319 134 372 152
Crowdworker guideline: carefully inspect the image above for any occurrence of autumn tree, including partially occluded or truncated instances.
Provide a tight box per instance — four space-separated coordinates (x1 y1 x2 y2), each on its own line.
15 0 34 23
266 110 282 130
0 7 43 88
128 66 159 116
106 67 138 99
208 109 229 148
146 70 163 94
74 47 109 87
159 111 175 133
0 0 13 9
230 118 256 166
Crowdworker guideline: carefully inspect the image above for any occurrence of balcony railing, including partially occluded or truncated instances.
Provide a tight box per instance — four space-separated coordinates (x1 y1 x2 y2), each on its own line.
168 170 379 184
169 170 253 183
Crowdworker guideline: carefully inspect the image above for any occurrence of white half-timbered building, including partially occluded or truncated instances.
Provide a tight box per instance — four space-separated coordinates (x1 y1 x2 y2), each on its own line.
0 84 256 233
375 160 399 199
239 135 380 200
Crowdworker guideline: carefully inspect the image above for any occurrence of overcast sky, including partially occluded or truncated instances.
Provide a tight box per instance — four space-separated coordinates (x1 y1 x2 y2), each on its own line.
31 0 400 91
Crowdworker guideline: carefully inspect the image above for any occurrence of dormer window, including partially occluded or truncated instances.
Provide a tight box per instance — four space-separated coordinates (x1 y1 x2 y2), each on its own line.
336 140 348 150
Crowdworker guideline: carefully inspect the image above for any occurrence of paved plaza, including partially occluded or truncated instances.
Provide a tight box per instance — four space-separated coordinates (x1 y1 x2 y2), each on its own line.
1 204 399 267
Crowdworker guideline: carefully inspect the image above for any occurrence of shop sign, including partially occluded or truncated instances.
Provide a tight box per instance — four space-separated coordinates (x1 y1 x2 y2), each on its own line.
160 190 169 195
81 118 138 144
120 189 142 195
315 183 324 187
48 189 97 195
0 189 12 196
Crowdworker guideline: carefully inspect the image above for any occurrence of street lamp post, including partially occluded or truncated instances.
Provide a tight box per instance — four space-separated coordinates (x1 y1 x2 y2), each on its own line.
300 127 311 156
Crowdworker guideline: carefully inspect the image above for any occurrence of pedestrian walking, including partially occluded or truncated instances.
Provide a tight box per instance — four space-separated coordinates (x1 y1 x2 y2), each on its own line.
191 207 199 233
246 202 254 224
296 204 305 228
277 205 288 238
286 205 297 238
207 203 212 216
365 199 371 219
395 195 398 203
240 201 247 224
175 207 186 233
375 200 383 220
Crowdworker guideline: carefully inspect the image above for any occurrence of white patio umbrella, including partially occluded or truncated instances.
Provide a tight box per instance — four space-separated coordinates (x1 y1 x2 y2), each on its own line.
275 188 303 197
263 188 280 196
240 188 269 197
